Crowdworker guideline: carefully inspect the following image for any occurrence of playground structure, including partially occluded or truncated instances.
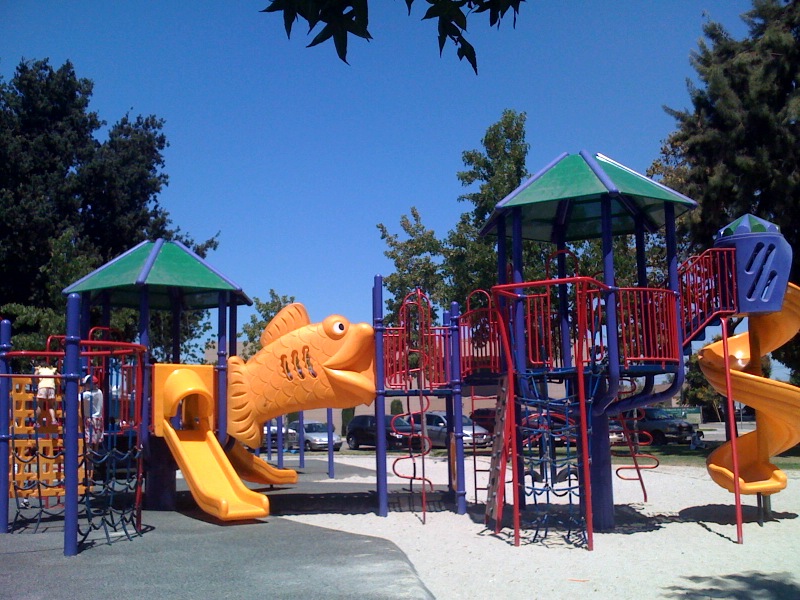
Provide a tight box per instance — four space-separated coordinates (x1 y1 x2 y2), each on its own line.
368 153 800 549
3 152 800 556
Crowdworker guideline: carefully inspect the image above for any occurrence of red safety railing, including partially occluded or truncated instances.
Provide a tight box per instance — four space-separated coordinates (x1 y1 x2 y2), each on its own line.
617 287 681 368
679 247 738 345
383 288 450 390
492 276 609 372
460 290 502 378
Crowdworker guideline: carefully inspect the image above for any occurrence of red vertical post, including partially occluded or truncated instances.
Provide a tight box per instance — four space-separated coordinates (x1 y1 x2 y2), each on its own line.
720 317 744 544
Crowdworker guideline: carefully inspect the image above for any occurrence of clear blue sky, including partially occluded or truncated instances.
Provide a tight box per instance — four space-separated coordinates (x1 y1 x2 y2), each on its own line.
2 1 753 331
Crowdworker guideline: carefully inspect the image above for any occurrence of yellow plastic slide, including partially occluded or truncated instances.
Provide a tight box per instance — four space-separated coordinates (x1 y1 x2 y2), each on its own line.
225 442 298 486
162 421 270 520
154 365 269 521
699 283 800 495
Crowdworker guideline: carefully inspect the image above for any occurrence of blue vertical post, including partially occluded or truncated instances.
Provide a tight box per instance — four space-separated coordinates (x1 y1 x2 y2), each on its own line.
496 217 507 285
298 411 305 468
217 292 228 445
0 320 12 534
63 294 82 556
590 194 620 531
141 287 176 511
556 226 572 370
276 415 285 469
450 303 466 515
373 275 388 517
511 207 528 510
495 217 508 374
228 304 238 357
326 407 335 478
139 289 151 447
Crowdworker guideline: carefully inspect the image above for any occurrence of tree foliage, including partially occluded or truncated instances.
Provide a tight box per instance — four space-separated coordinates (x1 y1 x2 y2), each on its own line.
261 0 524 73
651 0 800 373
379 107 667 328
0 59 217 359
377 207 444 324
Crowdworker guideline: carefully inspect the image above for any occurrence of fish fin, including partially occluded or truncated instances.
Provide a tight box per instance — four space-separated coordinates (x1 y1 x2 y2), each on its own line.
260 303 310 348
226 356 262 448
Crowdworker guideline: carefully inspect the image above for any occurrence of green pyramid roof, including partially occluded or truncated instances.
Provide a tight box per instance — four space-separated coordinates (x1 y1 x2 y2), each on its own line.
63 239 252 310
481 151 697 242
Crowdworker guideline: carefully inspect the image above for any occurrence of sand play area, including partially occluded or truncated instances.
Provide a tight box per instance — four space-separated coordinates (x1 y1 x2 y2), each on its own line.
282 454 800 599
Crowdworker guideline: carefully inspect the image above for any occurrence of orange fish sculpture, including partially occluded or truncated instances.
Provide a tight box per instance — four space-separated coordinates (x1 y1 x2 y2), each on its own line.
227 303 376 448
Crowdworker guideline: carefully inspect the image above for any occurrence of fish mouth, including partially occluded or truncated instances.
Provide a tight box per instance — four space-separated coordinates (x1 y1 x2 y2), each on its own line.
322 322 375 404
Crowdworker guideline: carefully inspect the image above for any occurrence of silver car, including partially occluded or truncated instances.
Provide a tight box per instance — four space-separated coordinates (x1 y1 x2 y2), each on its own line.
261 422 297 450
421 411 492 448
289 420 343 451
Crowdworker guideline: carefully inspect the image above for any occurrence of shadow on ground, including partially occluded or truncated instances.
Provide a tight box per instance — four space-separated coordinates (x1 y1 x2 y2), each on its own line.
664 571 800 599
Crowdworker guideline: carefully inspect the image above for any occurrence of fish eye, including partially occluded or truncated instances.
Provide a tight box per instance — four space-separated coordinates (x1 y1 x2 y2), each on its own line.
323 316 348 339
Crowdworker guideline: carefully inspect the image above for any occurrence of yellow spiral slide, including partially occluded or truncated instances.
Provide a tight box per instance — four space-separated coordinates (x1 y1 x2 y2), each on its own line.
699 283 800 495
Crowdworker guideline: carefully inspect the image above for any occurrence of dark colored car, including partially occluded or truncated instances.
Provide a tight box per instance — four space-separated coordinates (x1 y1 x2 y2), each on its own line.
346 414 421 450
624 407 696 445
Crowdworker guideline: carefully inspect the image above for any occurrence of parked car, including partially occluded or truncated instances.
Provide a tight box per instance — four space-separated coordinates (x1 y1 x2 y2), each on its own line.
346 414 422 450
623 407 696 445
261 422 297 450
471 407 624 445
608 422 626 445
288 420 342 451
420 411 492 449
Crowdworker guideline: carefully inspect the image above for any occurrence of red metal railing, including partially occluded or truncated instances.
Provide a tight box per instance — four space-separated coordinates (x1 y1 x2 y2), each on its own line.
617 287 680 368
679 247 737 344
460 290 502 378
383 289 450 390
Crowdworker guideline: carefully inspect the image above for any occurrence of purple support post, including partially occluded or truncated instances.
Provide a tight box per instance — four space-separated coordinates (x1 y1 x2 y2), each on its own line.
556 227 572 370
63 294 82 556
511 207 528 509
590 194 620 532
1 320 12 534
298 411 305 468
228 304 238 357
217 292 228 446
450 303 466 515
326 408 335 478
497 217 507 285
276 415 285 469
373 275 388 517
141 287 176 511
139 289 151 447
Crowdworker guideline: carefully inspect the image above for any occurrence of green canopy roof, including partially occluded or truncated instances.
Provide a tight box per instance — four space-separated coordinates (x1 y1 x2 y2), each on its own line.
63 239 252 310
481 151 697 242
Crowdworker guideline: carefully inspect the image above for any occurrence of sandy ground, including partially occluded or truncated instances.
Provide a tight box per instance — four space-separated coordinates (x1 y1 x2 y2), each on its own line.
282 455 800 599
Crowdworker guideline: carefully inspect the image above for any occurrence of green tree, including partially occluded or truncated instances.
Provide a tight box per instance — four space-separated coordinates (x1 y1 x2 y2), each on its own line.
377 207 444 325
0 58 217 358
444 108 534 305
238 289 297 359
652 0 800 371
261 0 525 73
